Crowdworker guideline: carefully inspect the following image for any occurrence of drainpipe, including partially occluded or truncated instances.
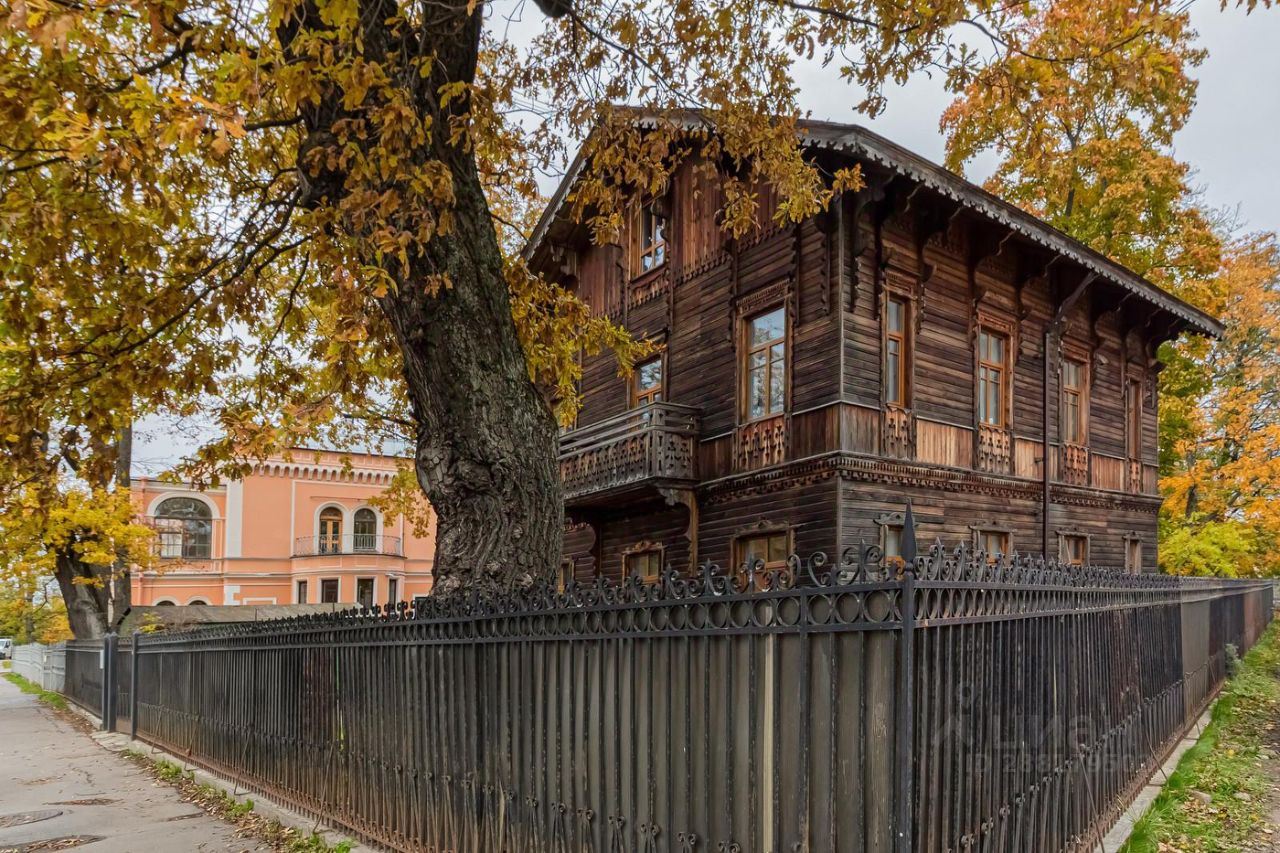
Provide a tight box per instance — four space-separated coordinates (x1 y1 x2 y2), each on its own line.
1043 272 1096 558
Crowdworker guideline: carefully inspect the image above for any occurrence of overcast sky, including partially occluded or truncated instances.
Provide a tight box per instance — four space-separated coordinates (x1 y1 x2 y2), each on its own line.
132 2 1280 474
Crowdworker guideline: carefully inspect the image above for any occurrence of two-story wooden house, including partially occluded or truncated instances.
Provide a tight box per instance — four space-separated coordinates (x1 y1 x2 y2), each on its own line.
528 116 1221 582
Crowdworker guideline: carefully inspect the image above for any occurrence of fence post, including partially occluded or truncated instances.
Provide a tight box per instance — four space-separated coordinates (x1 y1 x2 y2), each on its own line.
130 631 141 740
895 565 917 853
102 633 118 733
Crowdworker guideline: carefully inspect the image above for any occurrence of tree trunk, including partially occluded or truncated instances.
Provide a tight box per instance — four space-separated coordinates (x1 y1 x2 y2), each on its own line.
53 551 111 640
283 0 564 596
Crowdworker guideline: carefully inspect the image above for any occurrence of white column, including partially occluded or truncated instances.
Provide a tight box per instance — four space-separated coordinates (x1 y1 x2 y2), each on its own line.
225 478 244 558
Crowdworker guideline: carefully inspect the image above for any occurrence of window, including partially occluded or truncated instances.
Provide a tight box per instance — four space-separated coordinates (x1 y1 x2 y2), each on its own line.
1059 534 1088 567
735 531 790 574
882 523 904 567
154 600 175 606
412 595 430 611
558 559 575 593
353 508 377 552
188 599 208 606
976 529 1010 562
639 203 667 272
631 356 663 407
625 548 663 583
1126 378 1143 460
885 296 910 406
1061 358 1087 444
744 306 786 421
154 497 213 559
320 578 340 603
977 329 1009 427
387 577 399 607
319 507 343 554
1126 538 1143 574
356 578 375 610
295 579 308 604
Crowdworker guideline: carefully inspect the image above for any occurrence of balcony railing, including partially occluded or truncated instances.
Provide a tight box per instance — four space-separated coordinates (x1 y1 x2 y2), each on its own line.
559 402 700 504
293 534 404 557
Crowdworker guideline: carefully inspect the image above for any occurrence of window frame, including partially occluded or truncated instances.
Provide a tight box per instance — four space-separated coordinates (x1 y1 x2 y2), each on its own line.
295 579 308 604
637 201 668 275
977 326 1011 429
733 529 792 575
1058 532 1090 567
1060 353 1089 446
875 512 907 567
387 577 399 607
630 354 664 408
1124 535 1143 574
623 545 665 583
1125 375 1144 461
884 292 913 408
355 577 376 610
154 496 214 560
318 506 343 554
352 507 378 552
741 304 788 423
972 526 1013 563
320 578 340 604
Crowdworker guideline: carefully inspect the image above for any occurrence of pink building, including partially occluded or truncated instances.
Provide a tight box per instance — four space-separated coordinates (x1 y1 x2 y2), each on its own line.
131 450 435 608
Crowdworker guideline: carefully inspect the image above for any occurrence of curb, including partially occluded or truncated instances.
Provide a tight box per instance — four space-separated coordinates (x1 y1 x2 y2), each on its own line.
1095 698 1218 853
60 703 370 852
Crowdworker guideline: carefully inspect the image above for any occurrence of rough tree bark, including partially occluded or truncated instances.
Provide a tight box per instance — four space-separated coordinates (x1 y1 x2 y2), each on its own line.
283 0 564 596
54 550 113 639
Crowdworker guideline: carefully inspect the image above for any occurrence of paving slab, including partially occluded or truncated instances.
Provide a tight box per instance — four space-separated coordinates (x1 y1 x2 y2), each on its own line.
0 676 270 852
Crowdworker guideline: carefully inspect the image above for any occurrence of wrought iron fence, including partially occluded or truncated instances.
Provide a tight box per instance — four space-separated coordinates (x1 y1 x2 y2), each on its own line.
74 545 1273 853
64 640 105 717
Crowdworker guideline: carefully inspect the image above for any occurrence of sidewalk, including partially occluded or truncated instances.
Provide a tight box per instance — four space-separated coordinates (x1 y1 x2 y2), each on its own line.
0 676 270 853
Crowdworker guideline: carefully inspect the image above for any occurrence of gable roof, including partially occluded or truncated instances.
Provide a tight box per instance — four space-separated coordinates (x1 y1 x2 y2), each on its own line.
526 111 1222 338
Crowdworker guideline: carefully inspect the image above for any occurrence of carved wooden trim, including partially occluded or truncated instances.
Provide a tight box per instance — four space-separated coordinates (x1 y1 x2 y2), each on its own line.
734 415 788 472
1061 443 1089 486
976 423 1012 474
882 405 915 460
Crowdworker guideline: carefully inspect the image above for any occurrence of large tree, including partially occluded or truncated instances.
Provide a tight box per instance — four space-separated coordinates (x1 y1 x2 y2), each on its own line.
940 0 1277 576
3 0 1270 621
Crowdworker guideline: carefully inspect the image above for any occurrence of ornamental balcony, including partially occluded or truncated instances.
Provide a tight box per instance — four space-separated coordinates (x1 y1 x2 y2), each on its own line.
292 534 404 558
559 402 701 507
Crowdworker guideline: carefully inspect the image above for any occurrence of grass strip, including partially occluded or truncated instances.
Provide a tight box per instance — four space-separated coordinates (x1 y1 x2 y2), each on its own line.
1122 619 1280 852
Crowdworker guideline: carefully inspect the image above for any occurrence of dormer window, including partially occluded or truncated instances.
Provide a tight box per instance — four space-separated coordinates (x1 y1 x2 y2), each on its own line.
639 203 667 272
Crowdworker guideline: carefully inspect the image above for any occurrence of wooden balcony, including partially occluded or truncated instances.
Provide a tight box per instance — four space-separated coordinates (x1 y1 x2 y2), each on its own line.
559 402 701 507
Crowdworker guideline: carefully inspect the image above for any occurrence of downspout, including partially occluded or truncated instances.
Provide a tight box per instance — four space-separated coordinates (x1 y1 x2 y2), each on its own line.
1043 272 1096 558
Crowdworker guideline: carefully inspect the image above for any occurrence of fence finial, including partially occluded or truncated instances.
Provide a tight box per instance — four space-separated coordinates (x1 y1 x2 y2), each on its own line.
901 501 918 568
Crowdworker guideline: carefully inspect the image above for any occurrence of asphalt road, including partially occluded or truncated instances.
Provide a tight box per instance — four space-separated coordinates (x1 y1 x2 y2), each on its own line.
0 675 269 852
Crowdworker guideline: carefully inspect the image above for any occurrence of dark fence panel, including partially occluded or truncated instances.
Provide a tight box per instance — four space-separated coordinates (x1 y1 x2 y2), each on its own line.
905 555 1273 853
134 554 902 852
64 640 105 718
117 550 1272 853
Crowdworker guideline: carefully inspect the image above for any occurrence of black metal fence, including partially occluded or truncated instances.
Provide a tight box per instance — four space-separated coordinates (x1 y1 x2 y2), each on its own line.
82 546 1272 853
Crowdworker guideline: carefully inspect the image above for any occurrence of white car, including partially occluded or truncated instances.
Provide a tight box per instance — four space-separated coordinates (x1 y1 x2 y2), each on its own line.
0 638 12 660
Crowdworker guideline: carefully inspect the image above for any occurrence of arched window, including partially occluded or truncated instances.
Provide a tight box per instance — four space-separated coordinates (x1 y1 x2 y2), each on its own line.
353 508 377 552
155 497 212 559
154 600 176 606
188 599 209 606
319 507 343 554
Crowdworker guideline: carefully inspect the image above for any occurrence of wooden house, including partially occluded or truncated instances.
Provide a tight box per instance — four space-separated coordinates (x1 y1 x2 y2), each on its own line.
526 116 1222 582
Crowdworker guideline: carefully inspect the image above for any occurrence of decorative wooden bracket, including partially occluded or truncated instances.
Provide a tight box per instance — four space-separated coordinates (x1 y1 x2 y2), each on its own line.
658 487 699 571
